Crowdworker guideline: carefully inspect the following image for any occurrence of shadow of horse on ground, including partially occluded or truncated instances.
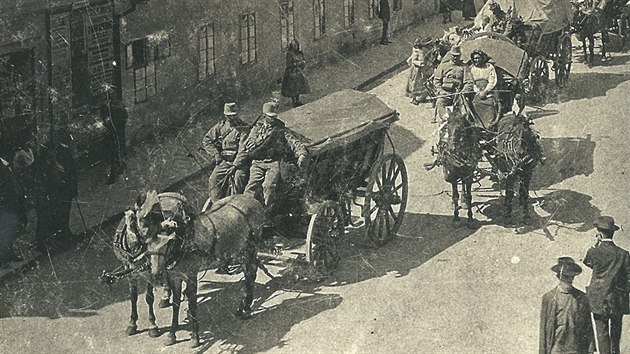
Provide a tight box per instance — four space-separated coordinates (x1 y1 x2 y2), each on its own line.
558 72 630 102
184 276 343 353
531 136 596 190
476 189 601 238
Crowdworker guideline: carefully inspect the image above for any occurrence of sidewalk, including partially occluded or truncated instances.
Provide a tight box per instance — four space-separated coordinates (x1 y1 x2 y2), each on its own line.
1 12 474 281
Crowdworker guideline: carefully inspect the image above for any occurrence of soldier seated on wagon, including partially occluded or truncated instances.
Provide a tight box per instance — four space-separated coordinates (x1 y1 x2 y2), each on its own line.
203 103 250 205
433 46 474 123
241 102 309 225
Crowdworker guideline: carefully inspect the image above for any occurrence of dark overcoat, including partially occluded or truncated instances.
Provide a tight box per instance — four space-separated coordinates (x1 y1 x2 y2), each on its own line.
281 50 310 98
583 240 630 316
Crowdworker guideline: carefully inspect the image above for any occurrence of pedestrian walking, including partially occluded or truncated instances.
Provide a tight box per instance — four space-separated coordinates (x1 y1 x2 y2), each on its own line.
461 0 477 20
203 102 250 204
281 40 310 108
583 216 630 354
539 257 593 354
33 129 78 252
378 0 392 45
405 36 433 105
0 148 24 265
100 98 128 185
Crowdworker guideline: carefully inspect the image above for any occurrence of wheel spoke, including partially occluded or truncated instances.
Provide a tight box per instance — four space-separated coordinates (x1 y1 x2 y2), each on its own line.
394 182 405 192
387 204 399 223
384 211 391 234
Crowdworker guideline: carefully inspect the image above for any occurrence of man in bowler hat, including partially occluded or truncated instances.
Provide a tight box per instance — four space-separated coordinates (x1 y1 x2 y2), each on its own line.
583 216 630 354
539 257 593 354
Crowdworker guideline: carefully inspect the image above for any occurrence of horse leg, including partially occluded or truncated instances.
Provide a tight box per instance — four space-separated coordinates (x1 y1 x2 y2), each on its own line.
146 282 159 338
589 36 595 65
184 275 200 348
165 280 182 346
519 171 533 223
504 177 514 220
464 179 475 228
582 38 588 64
236 244 258 319
126 279 138 336
451 182 461 228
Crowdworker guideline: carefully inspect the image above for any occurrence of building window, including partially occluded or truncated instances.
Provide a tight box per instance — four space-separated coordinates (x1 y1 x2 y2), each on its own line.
280 1 295 50
343 0 355 27
198 23 215 80
126 38 157 103
313 0 326 39
368 0 378 19
240 12 257 64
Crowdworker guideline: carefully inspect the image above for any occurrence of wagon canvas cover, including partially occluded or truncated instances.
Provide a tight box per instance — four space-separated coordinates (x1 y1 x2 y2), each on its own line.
474 0 573 33
280 89 398 155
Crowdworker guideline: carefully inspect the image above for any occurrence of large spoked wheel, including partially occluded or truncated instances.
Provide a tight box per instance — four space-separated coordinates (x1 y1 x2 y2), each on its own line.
555 34 572 87
306 201 344 275
528 56 549 103
363 154 408 247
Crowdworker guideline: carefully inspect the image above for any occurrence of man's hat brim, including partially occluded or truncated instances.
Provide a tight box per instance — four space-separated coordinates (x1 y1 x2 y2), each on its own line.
551 263 582 276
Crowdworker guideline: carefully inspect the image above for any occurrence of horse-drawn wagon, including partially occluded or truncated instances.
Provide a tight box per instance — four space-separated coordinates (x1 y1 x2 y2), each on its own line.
473 0 574 99
267 89 408 274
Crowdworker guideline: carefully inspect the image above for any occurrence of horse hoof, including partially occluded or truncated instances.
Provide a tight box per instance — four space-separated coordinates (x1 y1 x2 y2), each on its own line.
451 217 461 228
148 327 160 338
190 335 201 348
235 308 252 320
125 325 137 336
159 299 171 308
164 334 177 346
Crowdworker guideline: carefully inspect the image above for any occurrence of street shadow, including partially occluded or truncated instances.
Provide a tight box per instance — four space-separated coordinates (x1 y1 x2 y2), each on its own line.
558 72 630 102
475 189 601 238
385 124 426 160
189 277 343 353
531 136 596 190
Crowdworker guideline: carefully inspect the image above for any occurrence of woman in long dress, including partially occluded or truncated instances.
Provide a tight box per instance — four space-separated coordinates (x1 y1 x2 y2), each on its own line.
281 40 310 107
405 37 433 105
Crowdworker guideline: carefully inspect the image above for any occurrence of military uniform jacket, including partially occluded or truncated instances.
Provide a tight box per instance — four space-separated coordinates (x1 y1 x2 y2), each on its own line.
203 118 249 166
241 115 307 163
434 60 473 93
583 240 630 316
539 286 593 354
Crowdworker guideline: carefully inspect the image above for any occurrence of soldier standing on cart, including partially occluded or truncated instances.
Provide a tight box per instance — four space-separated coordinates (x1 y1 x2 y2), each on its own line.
203 102 250 205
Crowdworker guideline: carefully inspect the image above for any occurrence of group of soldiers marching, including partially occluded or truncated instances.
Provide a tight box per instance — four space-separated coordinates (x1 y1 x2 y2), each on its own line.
201 100 309 226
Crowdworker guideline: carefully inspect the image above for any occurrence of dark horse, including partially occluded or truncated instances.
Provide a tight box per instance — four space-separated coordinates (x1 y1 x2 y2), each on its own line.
426 93 484 228
484 114 543 222
572 5 607 66
102 191 264 347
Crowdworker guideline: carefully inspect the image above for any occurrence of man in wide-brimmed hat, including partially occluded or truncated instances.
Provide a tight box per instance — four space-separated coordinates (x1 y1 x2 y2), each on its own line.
539 257 593 354
583 216 630 354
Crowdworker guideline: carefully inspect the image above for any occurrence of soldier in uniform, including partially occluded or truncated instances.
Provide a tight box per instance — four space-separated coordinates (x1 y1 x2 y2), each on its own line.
583 216 630 354
539 257 593 354
241 102 308 223
203 103 250 204
433 46 473 123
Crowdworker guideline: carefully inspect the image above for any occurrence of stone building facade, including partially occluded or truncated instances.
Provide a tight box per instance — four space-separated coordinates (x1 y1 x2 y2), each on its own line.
0 0 436 154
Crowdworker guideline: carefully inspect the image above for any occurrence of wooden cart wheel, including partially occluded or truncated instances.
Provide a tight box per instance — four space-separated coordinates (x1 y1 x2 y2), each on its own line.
306 201 343 275
528 56 549 103
555 34 572 88
363 154 408 247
